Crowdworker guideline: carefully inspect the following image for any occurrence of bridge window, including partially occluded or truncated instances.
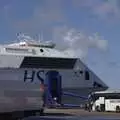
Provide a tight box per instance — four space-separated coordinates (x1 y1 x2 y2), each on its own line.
85 71 89 80
5 47 32 54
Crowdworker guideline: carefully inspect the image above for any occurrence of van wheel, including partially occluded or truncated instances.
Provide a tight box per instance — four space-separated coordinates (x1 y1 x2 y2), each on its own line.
95 105 100 112
40 108 44 116
32 109 44 116
116 106 120 113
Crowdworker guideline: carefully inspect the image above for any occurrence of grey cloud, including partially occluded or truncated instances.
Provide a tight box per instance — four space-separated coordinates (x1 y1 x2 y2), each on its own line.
3 0 67 35
72 0 120 21
53 26 108 58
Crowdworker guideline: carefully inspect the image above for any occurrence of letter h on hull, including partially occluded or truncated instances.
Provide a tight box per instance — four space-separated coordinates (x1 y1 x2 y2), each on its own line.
24 70 35 82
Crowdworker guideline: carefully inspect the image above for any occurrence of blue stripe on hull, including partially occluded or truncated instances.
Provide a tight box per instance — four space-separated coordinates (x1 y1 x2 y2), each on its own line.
61 87 107 105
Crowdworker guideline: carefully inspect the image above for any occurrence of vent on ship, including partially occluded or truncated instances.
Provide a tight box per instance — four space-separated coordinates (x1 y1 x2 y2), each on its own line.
20 57 77 69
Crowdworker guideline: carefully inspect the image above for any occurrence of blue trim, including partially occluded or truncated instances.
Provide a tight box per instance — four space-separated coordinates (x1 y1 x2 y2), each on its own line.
63 104 80 107
63 91 88 99
45 71 62 105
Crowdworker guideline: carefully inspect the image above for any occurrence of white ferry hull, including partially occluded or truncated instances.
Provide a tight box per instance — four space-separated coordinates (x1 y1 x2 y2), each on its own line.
0 67 107 112
0 68 44 113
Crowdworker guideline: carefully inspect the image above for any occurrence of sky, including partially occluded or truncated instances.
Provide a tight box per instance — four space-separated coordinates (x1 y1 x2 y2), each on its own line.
0 0 120 89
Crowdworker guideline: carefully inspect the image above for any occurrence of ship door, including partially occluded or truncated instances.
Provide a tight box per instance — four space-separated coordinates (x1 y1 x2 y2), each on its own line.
45 71 62 104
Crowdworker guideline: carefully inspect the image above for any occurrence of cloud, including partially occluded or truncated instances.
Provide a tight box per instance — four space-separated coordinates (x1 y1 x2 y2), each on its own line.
93 1 120 20
9 0 67 34
53 26 108 58
73 0 120 21
4 0 119 34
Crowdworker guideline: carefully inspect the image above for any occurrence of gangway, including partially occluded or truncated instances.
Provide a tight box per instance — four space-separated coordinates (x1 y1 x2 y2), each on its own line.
43 70 89 108
45 89 88 108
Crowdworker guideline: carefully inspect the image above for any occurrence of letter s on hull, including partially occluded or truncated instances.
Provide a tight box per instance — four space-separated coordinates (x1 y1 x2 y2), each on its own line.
24 70 44 83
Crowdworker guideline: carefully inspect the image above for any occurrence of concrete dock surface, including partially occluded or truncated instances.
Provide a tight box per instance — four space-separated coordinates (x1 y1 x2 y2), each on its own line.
44 108 120 117
0 108 120 120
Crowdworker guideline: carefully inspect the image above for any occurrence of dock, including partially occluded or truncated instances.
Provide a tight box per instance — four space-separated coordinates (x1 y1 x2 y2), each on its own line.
44 108 120 117
0 108 120 120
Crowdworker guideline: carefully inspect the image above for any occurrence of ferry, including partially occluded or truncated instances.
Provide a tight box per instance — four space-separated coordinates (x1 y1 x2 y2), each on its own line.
0 33 108 114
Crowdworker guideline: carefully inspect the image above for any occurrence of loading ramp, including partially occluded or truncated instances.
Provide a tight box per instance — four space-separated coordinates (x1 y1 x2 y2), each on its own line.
44 71 88 108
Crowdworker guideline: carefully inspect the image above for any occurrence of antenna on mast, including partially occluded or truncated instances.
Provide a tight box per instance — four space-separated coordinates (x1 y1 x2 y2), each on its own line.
38 34 40 42
38 32 43 42
41 31 43 42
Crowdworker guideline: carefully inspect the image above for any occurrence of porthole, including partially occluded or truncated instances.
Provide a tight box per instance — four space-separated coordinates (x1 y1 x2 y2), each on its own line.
79 71 83 74
40 49 44 52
